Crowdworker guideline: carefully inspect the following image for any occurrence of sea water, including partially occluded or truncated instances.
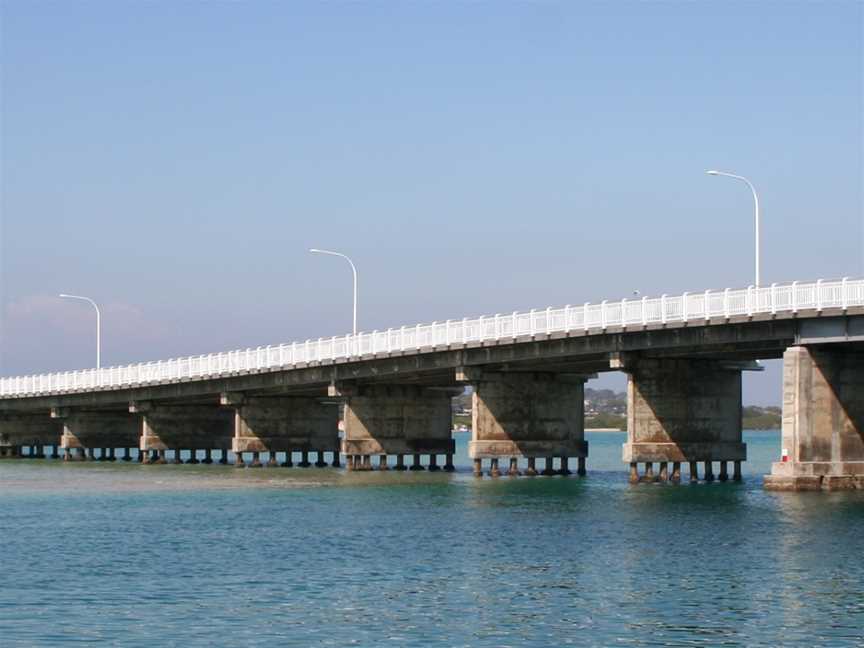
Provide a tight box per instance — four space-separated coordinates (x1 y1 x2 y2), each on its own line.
1 431 862 647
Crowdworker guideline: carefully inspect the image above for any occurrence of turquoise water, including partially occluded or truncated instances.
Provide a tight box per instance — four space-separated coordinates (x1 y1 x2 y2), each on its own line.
1 431 863 647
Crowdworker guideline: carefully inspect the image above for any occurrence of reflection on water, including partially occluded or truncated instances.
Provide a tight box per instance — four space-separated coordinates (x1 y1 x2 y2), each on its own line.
1 432 862 647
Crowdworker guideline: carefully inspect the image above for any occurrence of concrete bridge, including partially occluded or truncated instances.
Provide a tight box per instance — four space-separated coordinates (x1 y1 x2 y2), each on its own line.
1 278 862 490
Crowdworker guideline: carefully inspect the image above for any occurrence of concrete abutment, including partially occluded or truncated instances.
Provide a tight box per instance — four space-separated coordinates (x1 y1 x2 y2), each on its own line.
765 346 864 491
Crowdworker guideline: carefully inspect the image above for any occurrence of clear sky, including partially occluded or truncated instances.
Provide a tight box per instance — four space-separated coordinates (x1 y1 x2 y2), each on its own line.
1 1 862 404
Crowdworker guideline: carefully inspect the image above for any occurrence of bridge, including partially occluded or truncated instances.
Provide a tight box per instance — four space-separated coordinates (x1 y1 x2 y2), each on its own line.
1 278 862 490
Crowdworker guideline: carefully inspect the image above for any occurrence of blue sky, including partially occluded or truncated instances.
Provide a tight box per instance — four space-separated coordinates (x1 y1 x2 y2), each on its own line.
1 1 862 403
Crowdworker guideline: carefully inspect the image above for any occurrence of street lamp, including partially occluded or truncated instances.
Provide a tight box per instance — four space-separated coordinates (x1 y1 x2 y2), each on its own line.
309 249 358 335
706 170 761 287
59 294 102 369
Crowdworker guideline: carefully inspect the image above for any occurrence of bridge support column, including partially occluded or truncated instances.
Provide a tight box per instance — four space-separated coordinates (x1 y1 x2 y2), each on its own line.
133 403 233 465
222 394 339 467
467 372 588 477
621 358 746 482
765 346 864 491
340 385 455 470
51 409 139 460
0 414 62 459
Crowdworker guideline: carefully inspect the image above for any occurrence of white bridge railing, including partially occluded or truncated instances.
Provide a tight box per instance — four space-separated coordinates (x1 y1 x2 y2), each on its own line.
1 278 862 398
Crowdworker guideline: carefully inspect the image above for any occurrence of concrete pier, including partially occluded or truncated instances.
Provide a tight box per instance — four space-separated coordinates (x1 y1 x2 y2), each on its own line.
468 372 588 476
133 402 233 463
51 409 139 460
765 346 864 490
339 384 455 470
222 394 339 466
0 414 62 458
620 358 746 482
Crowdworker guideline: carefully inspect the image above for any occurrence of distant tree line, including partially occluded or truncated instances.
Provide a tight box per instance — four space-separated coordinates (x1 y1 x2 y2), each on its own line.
451 389 781 431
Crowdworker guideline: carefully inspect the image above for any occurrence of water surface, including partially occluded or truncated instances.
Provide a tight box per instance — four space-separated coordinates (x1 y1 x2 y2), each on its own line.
1 431 862 647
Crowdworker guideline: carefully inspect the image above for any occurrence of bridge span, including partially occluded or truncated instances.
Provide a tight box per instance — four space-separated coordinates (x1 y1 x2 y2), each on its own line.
1 278 862 490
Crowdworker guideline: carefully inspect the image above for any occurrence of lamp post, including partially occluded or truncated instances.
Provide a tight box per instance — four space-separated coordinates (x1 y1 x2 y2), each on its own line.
309 249 358 335
59 294 102 368
706 170 761 287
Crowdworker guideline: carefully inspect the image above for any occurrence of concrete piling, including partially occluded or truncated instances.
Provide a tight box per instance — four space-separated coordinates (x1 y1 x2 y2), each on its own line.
394 454 406 471
473 458 482 477
428 454 440 471
629 462 639 483
409 453 424 471
187 450 200 465
267 452 279 467
525 457 537 476
689 461 698 482
489 457 501 477
658 462 669 482
331 451 341 468
202 449 213 464
444 453 455 472
704 461 715 482
733 460 742 481
575 456 586 476
671 462 681 483
249 451 263 468
643 462 655 482
315 451 327 468
122 447 132 462
378 455 389 471
299 451 311 468
282 451 294 468
235 452 245 467
719 461 729 482
558 456 571 476
507 457 521 477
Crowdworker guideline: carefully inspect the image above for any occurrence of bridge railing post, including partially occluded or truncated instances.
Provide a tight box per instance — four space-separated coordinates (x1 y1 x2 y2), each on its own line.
842 277 849 310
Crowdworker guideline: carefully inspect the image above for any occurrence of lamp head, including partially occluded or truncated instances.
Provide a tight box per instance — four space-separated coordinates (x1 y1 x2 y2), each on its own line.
706 170 720 176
